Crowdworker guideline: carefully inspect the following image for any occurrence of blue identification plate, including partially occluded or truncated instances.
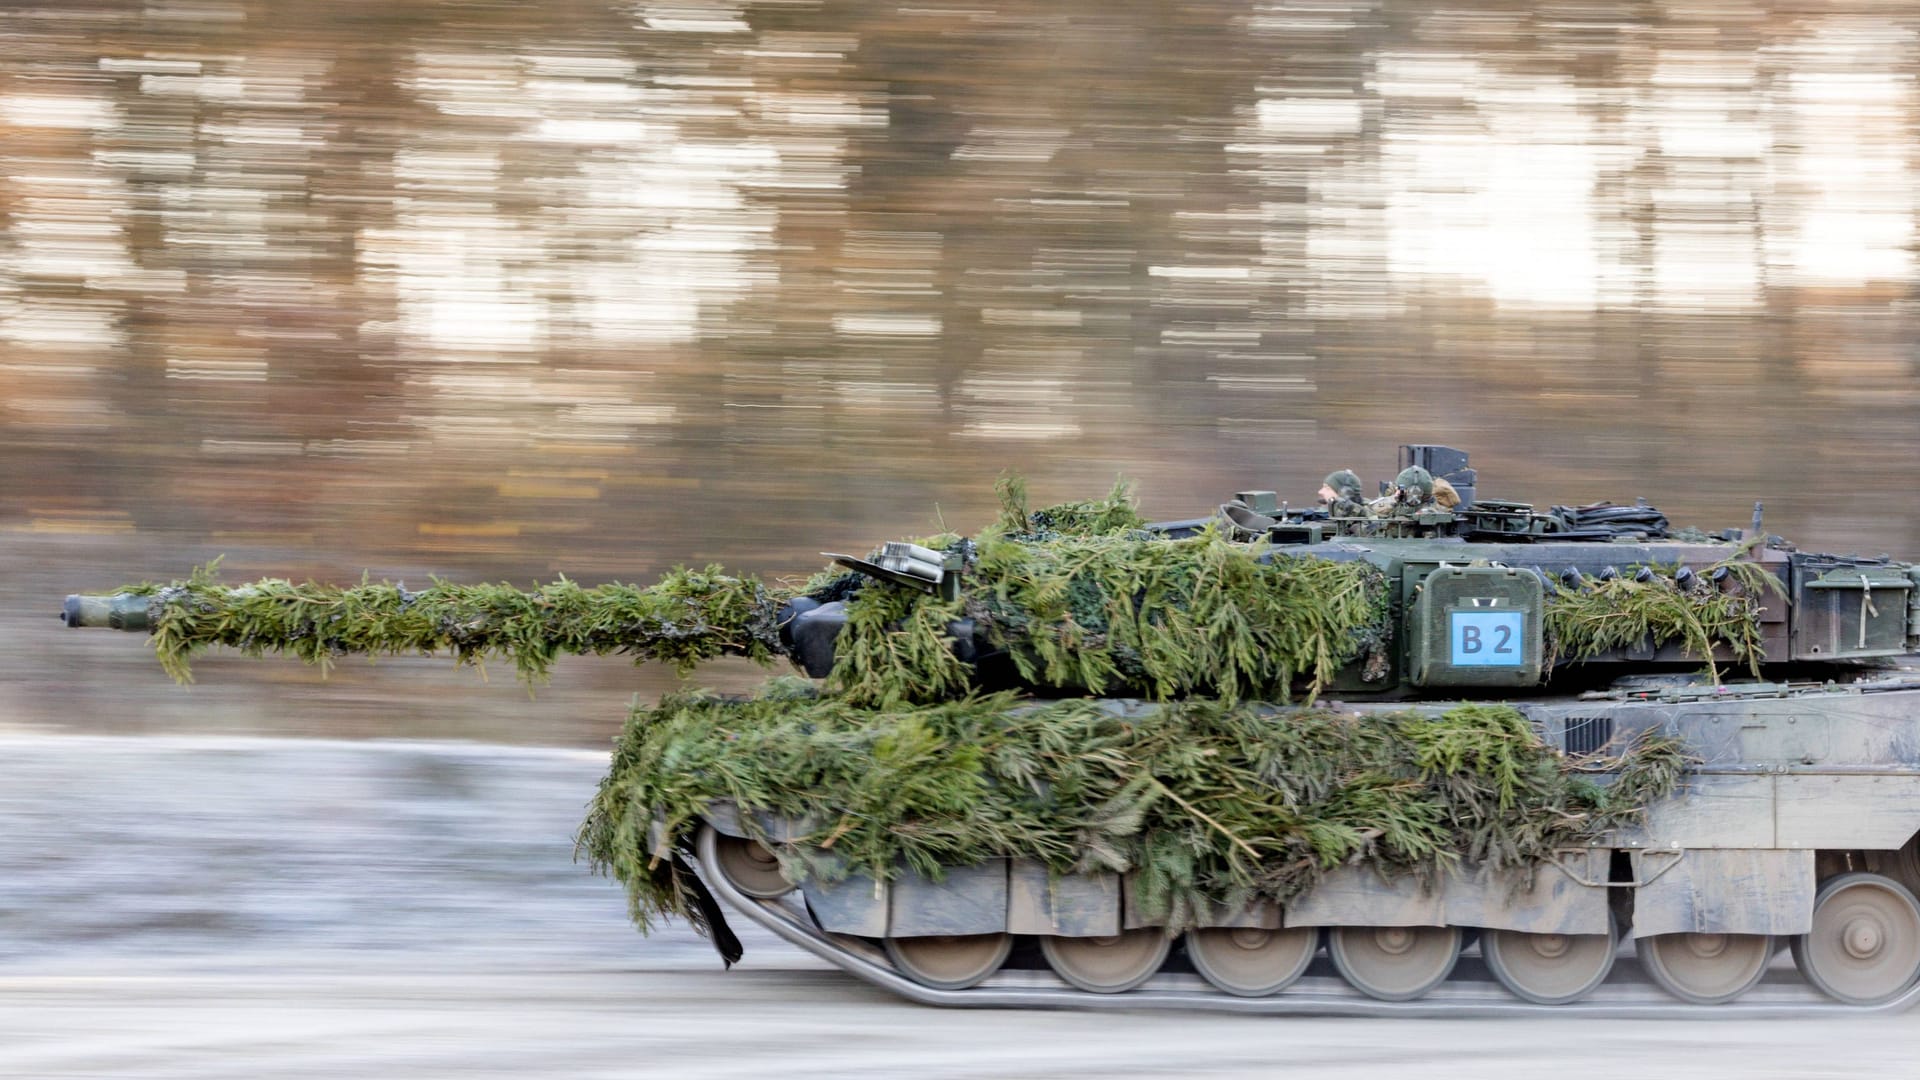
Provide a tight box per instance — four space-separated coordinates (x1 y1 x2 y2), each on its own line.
1449 610 1525 667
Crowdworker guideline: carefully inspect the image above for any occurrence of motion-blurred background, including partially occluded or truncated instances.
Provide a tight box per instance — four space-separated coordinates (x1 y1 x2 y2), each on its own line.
7 0 1920 744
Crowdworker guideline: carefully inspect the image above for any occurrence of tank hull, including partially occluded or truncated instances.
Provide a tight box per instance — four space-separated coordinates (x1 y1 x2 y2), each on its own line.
695 675 1920 1010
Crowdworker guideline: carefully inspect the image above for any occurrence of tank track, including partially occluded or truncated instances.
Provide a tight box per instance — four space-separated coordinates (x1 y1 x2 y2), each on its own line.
694 828 1920 1017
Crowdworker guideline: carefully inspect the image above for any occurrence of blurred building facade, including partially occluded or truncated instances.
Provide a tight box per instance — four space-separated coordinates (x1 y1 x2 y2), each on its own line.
3 1 1917 737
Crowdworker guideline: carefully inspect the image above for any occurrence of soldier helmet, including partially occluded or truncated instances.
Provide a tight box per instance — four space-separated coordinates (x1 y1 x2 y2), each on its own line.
1322 469 1362 501
1394 465 1434 500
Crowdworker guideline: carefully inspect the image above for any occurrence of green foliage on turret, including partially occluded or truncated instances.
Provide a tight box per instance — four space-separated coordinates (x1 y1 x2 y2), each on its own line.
579 686 1687 935
993 474 1150 539
125 559 785 684
106 478 1779 705
111 477 1395 701
1543 546 1783 680
965 531 1387 703
823 579 970 706
813 477 1392 706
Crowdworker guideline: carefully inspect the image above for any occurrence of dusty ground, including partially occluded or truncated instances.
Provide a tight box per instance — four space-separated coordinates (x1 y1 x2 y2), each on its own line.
3 734 1915 1079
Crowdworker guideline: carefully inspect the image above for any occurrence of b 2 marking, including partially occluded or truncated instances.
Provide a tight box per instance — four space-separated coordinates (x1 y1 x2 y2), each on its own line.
1449 610 1525 667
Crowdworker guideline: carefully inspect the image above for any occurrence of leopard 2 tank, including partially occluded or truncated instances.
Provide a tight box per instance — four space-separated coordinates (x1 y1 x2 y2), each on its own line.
61 446 1920 1014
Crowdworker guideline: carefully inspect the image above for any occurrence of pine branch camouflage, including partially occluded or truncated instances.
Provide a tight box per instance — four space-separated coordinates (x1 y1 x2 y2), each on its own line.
126 560 784 684
92 478 1774 941
576 688 1687 934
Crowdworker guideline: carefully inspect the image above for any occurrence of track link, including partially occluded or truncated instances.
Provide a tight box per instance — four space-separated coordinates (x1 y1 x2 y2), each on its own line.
694 828 1920 1018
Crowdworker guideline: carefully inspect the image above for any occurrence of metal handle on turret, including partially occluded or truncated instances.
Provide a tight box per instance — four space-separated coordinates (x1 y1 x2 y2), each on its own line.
60 593 151 631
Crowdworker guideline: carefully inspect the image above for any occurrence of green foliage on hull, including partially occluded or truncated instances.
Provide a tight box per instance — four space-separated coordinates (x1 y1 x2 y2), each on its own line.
579 686 1686 935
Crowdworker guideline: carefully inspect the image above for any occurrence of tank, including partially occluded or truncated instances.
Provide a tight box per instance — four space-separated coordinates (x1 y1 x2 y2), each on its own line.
60 445 1920 1014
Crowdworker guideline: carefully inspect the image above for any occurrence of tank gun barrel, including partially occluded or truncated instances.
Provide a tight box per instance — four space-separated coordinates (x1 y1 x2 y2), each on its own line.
61 592 153 631
59 571 801 684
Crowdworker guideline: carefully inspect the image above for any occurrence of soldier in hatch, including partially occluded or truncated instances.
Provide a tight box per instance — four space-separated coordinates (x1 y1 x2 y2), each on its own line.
1370 465 1464 535
1373 465 1441 519
1318 469 1371 521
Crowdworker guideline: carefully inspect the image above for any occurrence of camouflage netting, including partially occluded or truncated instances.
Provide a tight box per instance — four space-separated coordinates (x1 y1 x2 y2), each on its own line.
578 686 1688 935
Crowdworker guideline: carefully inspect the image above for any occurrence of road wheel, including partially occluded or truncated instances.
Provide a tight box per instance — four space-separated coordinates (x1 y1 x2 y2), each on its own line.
1327 925 1461 1001
883 934 1013 991
712 835 792 899
1792 873 1920 1006
1640 932 1773 1005
1040 930 1171 993
1482 922 1617 1005
1187 926 1319 998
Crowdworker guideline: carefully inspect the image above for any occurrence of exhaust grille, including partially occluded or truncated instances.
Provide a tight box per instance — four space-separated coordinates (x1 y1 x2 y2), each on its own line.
1561 715 1615 756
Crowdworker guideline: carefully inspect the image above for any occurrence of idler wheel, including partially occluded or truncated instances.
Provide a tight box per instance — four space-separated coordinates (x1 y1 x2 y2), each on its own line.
1327 925 1462 1001
1481 921 1618 1005
1186 926 1319 998
712 835 793 899
1639 932 1774 1005
1791 872 1920 1006
1041 929 1172 993
883 934 1013 991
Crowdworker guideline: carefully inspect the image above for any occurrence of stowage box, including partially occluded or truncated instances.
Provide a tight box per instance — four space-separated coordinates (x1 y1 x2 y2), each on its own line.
1408 565 1544 687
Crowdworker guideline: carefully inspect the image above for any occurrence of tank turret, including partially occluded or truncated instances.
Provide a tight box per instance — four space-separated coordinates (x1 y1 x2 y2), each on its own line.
59 450 1920 1013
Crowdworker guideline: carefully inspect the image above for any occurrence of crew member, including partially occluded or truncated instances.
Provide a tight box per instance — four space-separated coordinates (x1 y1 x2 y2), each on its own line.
1374 465 1437 519
1318 469 1370 519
